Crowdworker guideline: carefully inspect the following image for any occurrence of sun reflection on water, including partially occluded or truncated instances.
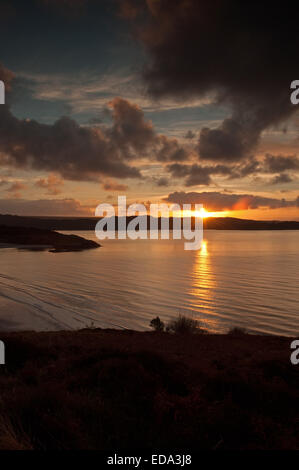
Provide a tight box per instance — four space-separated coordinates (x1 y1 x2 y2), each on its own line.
189 239 219 332
200 240 208 256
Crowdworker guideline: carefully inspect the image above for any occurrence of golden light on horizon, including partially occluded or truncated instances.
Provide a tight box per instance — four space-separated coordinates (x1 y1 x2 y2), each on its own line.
194 208 209 218
175 208 230 218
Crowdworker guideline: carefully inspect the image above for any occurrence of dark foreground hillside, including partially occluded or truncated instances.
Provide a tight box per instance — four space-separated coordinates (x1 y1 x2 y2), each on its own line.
0 329 298 450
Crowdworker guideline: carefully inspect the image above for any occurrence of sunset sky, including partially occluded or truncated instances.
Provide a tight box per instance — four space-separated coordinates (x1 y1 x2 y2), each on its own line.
0 0 299 220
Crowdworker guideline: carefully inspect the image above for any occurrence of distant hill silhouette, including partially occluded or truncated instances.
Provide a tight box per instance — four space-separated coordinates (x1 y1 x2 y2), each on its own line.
204 217 299 230
0 214 299 231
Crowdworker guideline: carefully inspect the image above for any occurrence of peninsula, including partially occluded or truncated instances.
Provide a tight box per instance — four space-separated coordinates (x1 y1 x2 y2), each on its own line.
0 226 100 252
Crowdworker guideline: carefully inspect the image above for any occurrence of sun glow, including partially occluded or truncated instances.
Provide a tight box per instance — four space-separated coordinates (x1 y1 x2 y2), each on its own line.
183 208 229 218
194 208 231 218
194 208 209 218
172 207 229 218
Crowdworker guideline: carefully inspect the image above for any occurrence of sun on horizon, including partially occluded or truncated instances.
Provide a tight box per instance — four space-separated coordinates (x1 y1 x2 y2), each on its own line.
184 208 229 218
172 207 229 218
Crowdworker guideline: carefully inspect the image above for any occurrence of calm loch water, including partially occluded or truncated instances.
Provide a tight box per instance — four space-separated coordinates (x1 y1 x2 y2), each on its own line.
0 230 298 336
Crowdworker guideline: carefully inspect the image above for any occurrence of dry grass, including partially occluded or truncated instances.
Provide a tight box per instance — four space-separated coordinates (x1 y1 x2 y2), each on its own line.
166 314 206 335
0 329 298 450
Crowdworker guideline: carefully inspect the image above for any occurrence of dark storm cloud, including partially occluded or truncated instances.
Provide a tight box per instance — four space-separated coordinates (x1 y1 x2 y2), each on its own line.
167 163 232 186
0 65 189 181
164 191 299 212
108 97 190 162
230 154 299 180
0 61 185 181
270 173 293 185
264 154 299 173
108 97 156 157
156 135 188 162
0 66 146 183
198 117 260 162
126 0 299 162
152 176 169 187
226 159 261 180
1 64 142 182
0 104 141 181
166 163 190 179
185 169 212 186
234 159 260 178
164 153 298 187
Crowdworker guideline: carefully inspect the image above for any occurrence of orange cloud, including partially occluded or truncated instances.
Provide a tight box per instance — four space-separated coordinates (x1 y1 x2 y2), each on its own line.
5 181 27 199
35 173 64 195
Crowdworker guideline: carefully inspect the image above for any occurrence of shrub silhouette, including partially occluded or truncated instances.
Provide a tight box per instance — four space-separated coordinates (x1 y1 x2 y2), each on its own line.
228 327 248 336
149 316 165 332
166 314 204 335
